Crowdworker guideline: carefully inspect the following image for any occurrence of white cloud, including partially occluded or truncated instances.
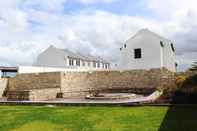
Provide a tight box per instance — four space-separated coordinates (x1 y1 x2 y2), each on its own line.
0 0 196 71
56 11 162 62
146 0 197 18
144 0 197 70
0 1 161 66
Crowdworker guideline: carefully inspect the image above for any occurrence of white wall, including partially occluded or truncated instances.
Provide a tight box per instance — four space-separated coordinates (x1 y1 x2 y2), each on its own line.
120 30 162 70
34 46 68 68
119 29 176 72
34 46 110 70
18 66 109 74
162 43 176 72
18 66 67 74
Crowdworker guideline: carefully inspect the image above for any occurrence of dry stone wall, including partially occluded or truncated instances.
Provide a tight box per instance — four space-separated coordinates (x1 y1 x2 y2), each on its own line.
7 88 59 101
60 68 175 97
7 72 61 101
8 72 61 91
6 68 175 100
29 88 60 101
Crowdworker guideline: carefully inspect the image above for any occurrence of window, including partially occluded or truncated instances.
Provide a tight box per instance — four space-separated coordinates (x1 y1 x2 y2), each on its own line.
69 59 74 66
160 41 164 47
82 61 86 66
134 48 142 59
97 62 100 68
102 63 105 68
93 62 96 68
88 62 91 67
76 59 80 66
171 43 175 52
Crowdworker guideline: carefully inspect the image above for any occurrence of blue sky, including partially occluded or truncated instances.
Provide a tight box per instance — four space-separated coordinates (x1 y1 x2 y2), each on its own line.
62 0 148 16
0 0 196 71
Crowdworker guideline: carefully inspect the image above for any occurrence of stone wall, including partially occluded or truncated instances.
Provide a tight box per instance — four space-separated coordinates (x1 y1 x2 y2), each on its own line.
0 78 8 98
8 72 61 91
60 68 175 97
7 88 60 101
7 72 61 101
6 68 175 101
29 88 60 101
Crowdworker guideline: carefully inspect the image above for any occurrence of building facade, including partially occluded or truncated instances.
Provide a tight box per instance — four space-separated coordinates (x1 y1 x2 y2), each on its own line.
34 46 110 70
119 29 176 72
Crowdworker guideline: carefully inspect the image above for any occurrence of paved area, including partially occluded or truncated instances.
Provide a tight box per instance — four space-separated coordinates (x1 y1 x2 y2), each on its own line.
0 91 162 105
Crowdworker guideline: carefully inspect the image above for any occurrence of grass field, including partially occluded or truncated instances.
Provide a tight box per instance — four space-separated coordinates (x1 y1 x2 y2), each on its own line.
0 105 197 131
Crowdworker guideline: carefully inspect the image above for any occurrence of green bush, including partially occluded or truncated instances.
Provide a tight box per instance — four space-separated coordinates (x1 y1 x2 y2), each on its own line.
175 75 187 88
182 74 197 87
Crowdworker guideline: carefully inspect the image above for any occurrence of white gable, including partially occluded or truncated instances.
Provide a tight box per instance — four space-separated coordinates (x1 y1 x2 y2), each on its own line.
119 29 176 72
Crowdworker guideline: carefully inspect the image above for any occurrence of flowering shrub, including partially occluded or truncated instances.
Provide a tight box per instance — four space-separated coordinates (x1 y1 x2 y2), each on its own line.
175 75 187 88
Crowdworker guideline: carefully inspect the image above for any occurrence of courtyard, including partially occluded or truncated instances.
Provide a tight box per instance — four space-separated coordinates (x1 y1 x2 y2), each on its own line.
0 105 197 131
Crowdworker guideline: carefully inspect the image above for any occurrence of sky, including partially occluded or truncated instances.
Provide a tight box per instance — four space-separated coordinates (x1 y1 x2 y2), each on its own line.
0 0 196 71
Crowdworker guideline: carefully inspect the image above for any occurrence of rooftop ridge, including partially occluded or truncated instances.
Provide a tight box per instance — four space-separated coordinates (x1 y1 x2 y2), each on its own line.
122 28 173 47
50 46 109 63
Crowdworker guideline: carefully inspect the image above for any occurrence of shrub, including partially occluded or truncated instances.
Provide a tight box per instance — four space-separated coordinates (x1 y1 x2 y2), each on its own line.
175 75 187 88
182 74 197 87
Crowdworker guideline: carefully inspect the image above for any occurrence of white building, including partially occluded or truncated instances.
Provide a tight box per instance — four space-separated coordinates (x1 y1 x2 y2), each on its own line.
119 29 176 72
34 45 110 70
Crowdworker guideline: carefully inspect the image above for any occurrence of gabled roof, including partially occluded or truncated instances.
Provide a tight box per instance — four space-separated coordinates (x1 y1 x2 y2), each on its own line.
142 29 172 43
50 46 109 63
124 29 173 46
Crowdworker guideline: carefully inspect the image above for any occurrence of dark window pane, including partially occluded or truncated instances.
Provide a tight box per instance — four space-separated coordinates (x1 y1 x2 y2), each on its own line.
76 59 80 66
88 62 91 67
134 48 142 59
93 62 96 68
82 61 85 66
69 59 74 66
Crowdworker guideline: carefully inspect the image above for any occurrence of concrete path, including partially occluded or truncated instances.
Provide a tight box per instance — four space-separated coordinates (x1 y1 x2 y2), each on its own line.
0 91 162 105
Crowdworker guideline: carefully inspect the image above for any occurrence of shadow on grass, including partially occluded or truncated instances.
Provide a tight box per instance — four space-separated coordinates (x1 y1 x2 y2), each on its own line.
158 73 197 131
158 93 197 131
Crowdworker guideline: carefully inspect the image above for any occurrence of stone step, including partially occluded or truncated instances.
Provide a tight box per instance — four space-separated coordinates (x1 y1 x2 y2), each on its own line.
7 91 30 101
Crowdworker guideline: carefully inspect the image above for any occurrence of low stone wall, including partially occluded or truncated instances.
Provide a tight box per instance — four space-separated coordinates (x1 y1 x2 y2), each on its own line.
7 91 30 101
29 88 60 101
7 88 60 101
6 68 175 101
8 72 61 91
0 78 8 98
7 72 61 101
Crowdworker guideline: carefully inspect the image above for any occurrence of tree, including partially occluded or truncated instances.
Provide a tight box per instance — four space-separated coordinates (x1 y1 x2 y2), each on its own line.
189 62 197 71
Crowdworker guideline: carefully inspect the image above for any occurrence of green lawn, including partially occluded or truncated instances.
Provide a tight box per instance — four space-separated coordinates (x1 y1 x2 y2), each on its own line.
0 105 197 131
